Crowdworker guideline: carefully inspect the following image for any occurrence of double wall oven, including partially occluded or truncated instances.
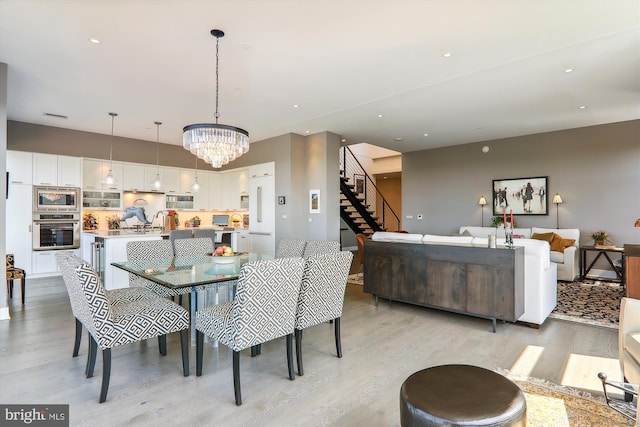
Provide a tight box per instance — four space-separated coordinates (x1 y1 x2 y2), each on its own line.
33 186 81 250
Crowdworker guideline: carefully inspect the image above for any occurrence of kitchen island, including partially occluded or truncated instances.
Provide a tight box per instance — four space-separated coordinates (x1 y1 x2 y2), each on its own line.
82 228 239 290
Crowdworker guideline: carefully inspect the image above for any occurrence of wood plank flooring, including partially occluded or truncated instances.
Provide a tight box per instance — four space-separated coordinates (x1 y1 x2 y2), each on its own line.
0 276 621 426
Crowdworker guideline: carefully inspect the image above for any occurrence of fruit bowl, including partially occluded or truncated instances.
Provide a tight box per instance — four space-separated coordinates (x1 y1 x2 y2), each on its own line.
212 254 240 264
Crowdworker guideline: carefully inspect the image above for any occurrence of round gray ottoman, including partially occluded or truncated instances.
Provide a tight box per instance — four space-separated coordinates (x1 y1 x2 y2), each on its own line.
399 364 526 427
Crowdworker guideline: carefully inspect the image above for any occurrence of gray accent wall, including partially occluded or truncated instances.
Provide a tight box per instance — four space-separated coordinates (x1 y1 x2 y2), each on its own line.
402 119 640 248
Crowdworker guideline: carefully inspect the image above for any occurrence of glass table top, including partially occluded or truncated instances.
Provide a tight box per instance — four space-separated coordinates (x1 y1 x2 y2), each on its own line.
112 253 273 290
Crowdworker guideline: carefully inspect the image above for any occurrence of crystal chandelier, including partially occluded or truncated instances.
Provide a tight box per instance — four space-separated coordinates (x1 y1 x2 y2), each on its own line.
183 29 249 168
103 112 118 185
151 121 162 190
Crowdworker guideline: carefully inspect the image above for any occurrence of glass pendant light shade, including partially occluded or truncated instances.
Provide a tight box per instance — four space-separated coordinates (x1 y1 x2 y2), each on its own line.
190 176 201 193
151 121 162 190
183 29 249 168
102 112 118 186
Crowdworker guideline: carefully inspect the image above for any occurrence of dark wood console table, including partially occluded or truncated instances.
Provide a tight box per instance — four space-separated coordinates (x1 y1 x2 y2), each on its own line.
624 244 640 298
363 240 524 332
579 245 624 282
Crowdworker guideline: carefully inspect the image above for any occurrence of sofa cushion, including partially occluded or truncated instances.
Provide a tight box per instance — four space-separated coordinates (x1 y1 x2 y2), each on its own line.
550 233 576 253
422 234 473 246
625 331 640 365
371 232 424 243
550 251 565 263
531 232 554 243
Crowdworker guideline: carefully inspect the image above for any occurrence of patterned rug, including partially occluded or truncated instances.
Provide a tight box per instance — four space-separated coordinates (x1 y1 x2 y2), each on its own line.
498 369 635 426
550 280 625 329
347 272 363 285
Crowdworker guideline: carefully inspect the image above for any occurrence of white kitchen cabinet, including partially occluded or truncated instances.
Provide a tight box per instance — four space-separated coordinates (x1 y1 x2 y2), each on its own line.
162 167 180 193
32 249 80 276
82 159 123 190
123 164 145 191
6 183 33 275
57 155 82 187
33 153 58 186
193 171 210 210
236 229 250 252
222 168 248 210
7 151 33 184
249 162 275 178
248 233 275 256
144 166 164 192
208 173 224 209
179 169 196 195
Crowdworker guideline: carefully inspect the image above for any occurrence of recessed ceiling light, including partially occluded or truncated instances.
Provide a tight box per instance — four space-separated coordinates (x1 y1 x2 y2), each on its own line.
305 130 310 134
293 104 299 108
423 133 429 137
89 38 101 44
443 52 453 58
564 68 574 73
341 138 346 142
377 114 384 118
579 105 587 109
394 137 403 142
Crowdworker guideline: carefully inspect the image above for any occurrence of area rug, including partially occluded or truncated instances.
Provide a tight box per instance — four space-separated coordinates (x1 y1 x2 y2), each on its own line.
347 272 363 286
550 280 624 329
498 369 635 426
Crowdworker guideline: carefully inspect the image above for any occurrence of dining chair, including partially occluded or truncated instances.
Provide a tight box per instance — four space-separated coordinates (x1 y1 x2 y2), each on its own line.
302 240 340 257
193 229 217 249
126 240 192 300
294 251 353 376
6 254 26 304
174 237 214 257
168 229 193 252
195 257 305 405
55 252 159 359
275 238 307 258
75 263 190 403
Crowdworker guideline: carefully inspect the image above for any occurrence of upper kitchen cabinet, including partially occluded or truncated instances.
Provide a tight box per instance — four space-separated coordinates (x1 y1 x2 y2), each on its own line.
179 169 196 194
162 167 180 193
123 163 145 192
7 150 32 184
208 173 224 208
33 153 81 187
144 166 164 193
193 171 210 210
222 168 248 210
249 162 275 178
82 159 123 190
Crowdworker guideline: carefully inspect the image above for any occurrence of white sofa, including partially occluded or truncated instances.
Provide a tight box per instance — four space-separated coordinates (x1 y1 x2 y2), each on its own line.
459 226 580 281
372 231 558 325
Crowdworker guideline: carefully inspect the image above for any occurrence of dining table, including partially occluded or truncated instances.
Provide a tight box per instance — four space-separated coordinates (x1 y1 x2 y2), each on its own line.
111 253 273 343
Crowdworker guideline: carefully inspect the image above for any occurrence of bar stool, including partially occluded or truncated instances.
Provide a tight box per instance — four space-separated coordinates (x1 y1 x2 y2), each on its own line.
6 254 26 304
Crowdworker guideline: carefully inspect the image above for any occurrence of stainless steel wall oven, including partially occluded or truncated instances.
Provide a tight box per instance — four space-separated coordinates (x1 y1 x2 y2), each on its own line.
32 213 81 250
34 186 80 212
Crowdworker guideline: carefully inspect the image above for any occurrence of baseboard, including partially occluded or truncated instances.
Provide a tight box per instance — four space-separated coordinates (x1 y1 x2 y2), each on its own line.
587 268 618 280
0 307 11 321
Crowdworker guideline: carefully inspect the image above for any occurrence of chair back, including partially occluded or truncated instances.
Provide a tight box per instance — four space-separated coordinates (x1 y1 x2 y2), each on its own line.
55 252 96 335
194 229 216 248
126 239 174 282
174 237 214 257
303 240 340 258
6 253 15 271
276 238 307 258
75 263 115 348
295 251 353 329
168 229 193 251
230 257 305 351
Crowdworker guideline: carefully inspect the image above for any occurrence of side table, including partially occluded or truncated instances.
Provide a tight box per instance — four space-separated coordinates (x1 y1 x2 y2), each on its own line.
624 244 640 298
580 245 624 283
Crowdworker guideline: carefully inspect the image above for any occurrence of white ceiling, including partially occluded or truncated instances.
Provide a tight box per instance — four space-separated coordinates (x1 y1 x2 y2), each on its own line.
1 0 639 155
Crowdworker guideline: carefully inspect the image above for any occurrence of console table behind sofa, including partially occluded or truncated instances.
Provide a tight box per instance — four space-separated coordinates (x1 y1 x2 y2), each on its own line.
363 240 524 332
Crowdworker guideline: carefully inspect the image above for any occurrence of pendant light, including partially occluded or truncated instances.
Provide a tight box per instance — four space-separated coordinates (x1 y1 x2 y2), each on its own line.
182 29 249 168
151 121 162 190
190 155 201 193
102 112 118 186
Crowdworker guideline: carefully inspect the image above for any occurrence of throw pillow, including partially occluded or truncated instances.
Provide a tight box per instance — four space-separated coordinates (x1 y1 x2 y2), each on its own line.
460 229 473 237
550 233 576 253
531 232 554 242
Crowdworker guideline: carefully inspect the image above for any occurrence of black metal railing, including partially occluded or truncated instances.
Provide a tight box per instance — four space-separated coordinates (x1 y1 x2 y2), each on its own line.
339 146 400 232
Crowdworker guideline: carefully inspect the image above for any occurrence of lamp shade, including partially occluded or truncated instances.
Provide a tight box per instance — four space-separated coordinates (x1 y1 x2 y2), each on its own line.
552 194 563 204
478 196 487 206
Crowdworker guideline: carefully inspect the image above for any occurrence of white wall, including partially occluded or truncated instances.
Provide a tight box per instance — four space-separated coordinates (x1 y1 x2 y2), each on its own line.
1 63 9 320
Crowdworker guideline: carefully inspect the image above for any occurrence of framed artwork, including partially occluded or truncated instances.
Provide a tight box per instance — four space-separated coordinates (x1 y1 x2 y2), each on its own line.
309 189 320 214
492 176 548 215
354 174 365 195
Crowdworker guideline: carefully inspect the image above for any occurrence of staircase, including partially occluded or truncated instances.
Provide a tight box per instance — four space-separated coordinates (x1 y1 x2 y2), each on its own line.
339 146 400 236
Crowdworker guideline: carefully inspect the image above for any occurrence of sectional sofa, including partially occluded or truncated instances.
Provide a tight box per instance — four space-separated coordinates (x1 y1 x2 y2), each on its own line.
369 230 559 326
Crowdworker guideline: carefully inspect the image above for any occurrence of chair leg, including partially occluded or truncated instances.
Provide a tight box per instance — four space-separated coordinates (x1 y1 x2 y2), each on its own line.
180 329 189 376
20 277 25 304
295 329 304 376
334 317 342 358
7 279 13 299
86 335 97 378
158 335 167 356
73 318 82 357
196 330 204 376
251 345 259 357
179 295 183 305
286 333 295 381
233 350 242 406
99 348 111 403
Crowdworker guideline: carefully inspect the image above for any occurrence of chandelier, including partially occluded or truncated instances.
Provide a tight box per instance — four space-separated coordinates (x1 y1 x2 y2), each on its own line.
183 29 249 168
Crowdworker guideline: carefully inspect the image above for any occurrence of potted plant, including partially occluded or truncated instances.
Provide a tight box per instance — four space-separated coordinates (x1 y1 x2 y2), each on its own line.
591 230 611 246
490 216 517 228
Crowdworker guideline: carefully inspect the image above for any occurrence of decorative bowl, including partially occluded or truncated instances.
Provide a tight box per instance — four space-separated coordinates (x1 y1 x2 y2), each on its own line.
212 254 240 264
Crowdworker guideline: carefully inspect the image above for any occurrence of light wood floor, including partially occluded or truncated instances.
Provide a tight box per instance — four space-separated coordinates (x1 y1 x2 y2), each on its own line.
0 276 621 427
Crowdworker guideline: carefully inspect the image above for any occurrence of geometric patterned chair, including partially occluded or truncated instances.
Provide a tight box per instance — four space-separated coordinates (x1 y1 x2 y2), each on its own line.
55 252 159 359
275 238 307 258
302 240 340 258
126 240 191 299
195 257 305 405
294 251 353 376
75 263 190 403
174 237 213 257
6 254 26 304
